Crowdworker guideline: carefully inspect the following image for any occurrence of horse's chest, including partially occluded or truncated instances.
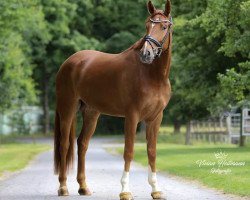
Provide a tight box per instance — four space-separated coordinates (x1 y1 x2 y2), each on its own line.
140 85 171 120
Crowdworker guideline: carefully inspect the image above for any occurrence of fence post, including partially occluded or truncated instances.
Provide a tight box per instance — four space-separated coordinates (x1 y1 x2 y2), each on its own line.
226 115 231 144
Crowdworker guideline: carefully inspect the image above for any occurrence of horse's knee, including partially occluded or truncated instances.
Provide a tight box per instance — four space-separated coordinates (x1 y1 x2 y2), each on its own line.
147 147 156 160
123 150 133 162
77 141 88 155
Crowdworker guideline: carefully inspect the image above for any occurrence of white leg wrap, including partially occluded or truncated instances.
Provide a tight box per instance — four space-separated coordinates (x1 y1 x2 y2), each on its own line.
121 171 130 193
148 168 160 192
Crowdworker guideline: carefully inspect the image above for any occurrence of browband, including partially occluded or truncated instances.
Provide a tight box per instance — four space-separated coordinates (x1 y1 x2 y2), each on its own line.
150 18 172 24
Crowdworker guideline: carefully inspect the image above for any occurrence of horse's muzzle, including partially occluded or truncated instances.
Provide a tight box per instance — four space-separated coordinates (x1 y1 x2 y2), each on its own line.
140 49 154 64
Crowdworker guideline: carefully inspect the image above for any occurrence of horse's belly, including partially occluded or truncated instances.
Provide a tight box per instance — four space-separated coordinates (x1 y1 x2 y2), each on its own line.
78 85 126 117
83 98 125 117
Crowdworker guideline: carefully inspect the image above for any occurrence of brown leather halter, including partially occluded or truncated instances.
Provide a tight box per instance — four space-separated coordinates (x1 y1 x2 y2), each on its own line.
144 16 173 58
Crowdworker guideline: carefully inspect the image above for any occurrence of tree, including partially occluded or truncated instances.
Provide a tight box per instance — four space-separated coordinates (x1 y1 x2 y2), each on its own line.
203 0 250 146
165 0 249 144
206 0 250 111
165 0 208 132
0 0 47 112
32 0 102 134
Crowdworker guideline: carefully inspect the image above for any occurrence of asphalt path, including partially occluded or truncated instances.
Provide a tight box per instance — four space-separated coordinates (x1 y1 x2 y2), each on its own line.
0 138 247 200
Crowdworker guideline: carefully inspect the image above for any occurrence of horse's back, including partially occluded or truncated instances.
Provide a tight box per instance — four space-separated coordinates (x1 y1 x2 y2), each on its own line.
56 50 130 115
56 50 119 88
57 50 115 76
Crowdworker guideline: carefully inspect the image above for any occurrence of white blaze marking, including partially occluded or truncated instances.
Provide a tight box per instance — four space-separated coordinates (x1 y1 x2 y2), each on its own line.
121 171 130 193
148 167 161 192
143 22 156 55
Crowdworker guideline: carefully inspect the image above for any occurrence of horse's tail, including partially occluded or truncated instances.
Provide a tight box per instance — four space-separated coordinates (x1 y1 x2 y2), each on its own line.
54 110 75 174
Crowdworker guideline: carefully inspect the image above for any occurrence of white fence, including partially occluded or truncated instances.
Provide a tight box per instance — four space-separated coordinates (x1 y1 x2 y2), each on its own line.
0 106 43 135
190 118 229 143
242 108 250 136
190 108 250 143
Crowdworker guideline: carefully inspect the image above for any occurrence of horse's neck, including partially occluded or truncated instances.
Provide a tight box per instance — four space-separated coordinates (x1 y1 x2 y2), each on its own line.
146 49 171 81
129 37 172 80
142 49 171 83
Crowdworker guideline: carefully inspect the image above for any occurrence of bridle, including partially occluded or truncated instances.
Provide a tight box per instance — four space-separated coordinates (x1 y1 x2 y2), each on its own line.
144 16 173 58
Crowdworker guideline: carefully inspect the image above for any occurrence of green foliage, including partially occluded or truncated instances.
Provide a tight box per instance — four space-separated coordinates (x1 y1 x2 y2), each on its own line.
106 31 138 53
199 0 250 111
167 0 250 122
215 62 250 111
0 0 46 111
1 0 249 133
168 2 215 121
213 0 250 111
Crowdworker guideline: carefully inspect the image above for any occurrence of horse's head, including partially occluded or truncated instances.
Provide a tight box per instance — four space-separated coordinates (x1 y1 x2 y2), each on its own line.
140 0 173 64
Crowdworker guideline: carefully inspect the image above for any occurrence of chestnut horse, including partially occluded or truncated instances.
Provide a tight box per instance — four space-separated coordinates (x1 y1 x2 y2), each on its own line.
54 1 173 199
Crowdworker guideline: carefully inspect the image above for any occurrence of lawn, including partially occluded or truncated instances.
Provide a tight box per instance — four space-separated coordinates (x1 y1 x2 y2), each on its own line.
116 143 250 197
0 144 51 176
159 125 186 134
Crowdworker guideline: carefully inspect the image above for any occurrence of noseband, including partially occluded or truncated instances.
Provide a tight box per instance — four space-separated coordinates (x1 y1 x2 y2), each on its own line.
144 16 173 58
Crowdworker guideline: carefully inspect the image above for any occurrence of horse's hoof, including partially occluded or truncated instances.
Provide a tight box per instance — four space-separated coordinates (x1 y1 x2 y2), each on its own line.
58 186 69 196
119 192 133 200
151 191 166 200
78 187 92 196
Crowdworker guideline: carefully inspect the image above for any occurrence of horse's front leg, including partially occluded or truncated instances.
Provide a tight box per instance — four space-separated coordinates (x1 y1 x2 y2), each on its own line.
146 112 165 200
120 113 138 200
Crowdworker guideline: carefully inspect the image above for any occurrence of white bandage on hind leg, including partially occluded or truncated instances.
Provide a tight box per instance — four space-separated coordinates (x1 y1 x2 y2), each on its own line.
148 167 160 192
120 171 130 193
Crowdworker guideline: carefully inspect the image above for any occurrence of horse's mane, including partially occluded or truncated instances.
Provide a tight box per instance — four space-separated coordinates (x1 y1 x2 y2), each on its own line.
131 37 145 50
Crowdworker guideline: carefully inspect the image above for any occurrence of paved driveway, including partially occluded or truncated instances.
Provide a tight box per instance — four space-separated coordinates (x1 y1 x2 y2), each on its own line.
0 138 246 200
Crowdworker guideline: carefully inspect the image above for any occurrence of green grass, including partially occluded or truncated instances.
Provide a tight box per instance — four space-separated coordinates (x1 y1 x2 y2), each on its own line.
159 125 186 135
116 143 250 197
137 125 187 144
0 133 53 144
137 132 186 144
0 144 51 176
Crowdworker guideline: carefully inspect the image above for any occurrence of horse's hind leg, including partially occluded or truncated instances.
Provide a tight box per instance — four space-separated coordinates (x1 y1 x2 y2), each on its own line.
55 98 78 196
77 105 100 195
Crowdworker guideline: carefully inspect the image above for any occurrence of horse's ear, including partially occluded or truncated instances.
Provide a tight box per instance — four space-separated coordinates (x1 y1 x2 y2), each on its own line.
164 0 171 16
147 1 156 15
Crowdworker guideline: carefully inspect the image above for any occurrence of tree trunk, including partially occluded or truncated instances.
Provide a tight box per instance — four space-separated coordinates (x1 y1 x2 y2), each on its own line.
185 121 191 145
173 120 181 133
42 74 50 134
239 108 245 147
